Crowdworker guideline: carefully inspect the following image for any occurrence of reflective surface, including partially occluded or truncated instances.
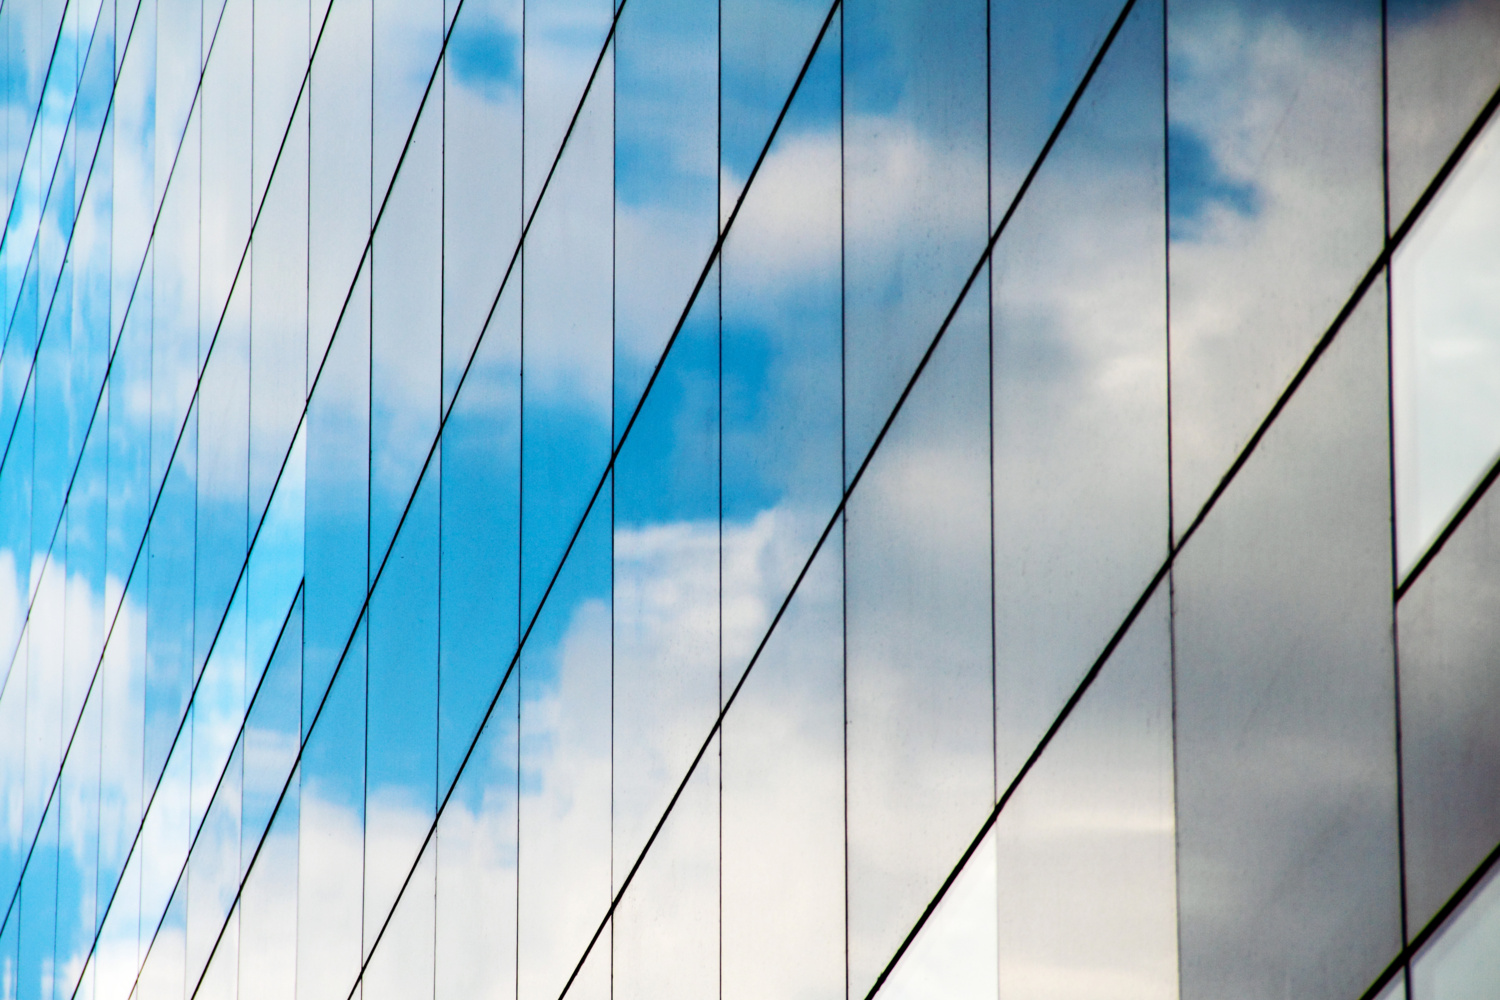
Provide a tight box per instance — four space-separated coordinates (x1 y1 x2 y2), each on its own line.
0 2 1495 1000
1173 283 1401 1000
1397 456 1500 933
1393 111 1500 572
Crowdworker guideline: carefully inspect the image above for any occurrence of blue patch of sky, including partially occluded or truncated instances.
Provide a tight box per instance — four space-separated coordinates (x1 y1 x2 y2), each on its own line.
449 14 520 100
614 0 716 209
1168 125 1259 241
615 298 717 530
720 0 839 182
517 486 610 719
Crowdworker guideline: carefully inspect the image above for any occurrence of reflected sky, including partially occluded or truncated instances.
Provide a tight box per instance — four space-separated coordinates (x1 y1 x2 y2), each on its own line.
0 1 1496 1000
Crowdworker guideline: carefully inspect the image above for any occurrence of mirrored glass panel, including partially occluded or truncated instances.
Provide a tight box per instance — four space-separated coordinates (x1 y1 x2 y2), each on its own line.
1412 865 1500 1000
1167 0 1384 531
1386 0 1500 227
990 0 1166 787
1392 112 1500 573
1173 282 1401 1000
1397 458 1500 933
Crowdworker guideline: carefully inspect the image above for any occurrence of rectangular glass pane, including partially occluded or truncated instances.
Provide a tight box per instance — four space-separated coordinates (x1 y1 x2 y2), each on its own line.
517 493 611 1000
1396 445 1500 931
995 589 1177 1000
1172 281 1401 1000
1413 864 1500 1000
1167 0 1384 531
1392 112 1500 572
990 0 1166 790
1387 0 1500 227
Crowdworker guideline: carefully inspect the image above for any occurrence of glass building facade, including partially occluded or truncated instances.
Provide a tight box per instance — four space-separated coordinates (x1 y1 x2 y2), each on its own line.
1 0 1499 998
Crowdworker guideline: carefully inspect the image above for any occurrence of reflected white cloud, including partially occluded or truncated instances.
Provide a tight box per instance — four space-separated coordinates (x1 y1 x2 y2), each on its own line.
1168 1 1383 529
1393 111 1500 571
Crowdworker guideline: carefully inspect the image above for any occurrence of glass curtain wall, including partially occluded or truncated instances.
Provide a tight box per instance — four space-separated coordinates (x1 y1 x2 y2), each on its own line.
0 1 1498 1000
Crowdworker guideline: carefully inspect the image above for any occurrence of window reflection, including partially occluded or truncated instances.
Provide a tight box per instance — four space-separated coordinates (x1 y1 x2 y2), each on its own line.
0 1 1498 1000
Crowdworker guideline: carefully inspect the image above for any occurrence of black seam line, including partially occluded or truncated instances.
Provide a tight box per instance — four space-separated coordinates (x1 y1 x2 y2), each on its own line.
344 0 842 988
1356 836 1500 1000
0 0 122 587
0 0 229 711
574 3 1140 999
106 578 306 1000
867 38 1500 1000
0 0 171 936
0 0 82 333
1386 75 1500 600
1378 0 1412 958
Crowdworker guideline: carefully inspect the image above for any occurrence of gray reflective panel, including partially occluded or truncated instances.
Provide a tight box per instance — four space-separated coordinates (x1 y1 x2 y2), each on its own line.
16 796 58 1000
184 737 242 991
1387 0 1500 228
1392 113 1500 573
842 0 988 469
990 0 1167 787
1397 463 1500 932
1173 283 1401 1000
199 0 251 348
1167 0 1385 532
721 522 843 1000
196 278 249 688
243 590 302 877
145 427 194 786
56 681 103 998
369 82 441 561
195 897 239 1000
995 588 1177 1000
1412 865 1500 1000
845 262 991 1000
253 0 309 207
134 878 184 1000
717 12 844 1000
437 0 523 801
441 0 523 408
